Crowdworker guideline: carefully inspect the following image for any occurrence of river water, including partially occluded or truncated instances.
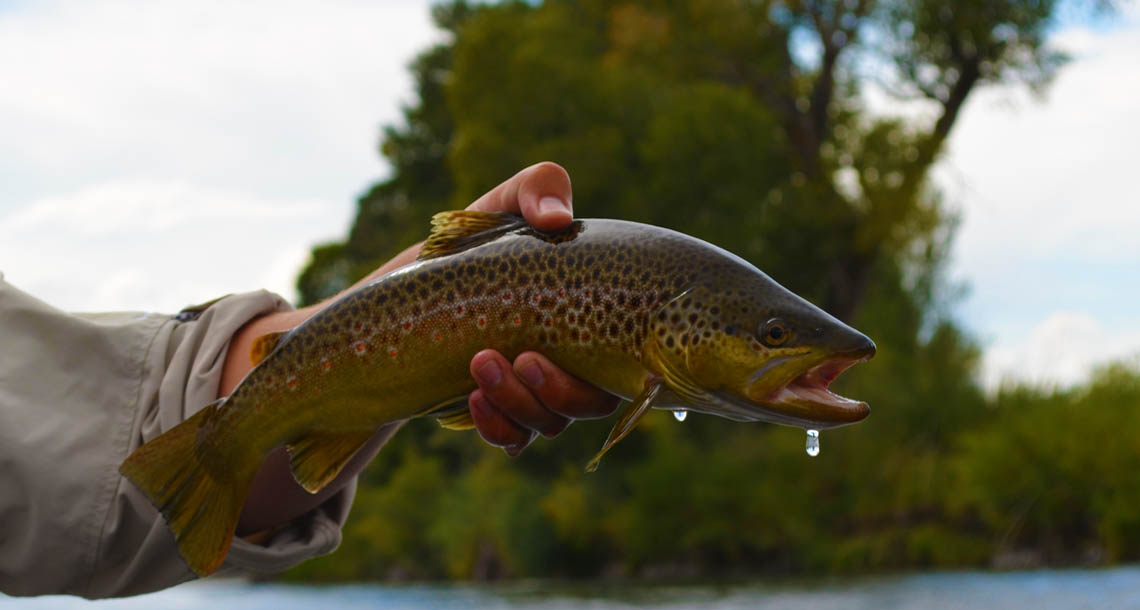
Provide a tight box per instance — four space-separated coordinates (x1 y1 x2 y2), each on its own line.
4 566 1138 609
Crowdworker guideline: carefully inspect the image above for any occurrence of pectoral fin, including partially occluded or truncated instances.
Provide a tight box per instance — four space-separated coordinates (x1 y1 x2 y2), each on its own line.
586 380 665 473
436 404 476 430
286 431 375 493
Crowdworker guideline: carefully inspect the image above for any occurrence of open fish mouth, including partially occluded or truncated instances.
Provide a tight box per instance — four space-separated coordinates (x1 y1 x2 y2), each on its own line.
772 358 868 409
705 351 873 428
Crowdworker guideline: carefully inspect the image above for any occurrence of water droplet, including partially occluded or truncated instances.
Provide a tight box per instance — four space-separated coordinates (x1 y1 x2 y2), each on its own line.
805 429 820 456
673 409 687 422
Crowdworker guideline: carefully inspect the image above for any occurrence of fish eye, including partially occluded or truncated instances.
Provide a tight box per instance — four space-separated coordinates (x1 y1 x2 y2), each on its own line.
761 319 790 346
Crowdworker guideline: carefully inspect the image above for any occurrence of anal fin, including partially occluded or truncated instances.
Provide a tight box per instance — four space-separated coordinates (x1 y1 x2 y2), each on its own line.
286 431 374 493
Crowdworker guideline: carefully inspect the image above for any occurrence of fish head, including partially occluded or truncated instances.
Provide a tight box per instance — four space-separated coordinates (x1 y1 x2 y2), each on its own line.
650 272 875 430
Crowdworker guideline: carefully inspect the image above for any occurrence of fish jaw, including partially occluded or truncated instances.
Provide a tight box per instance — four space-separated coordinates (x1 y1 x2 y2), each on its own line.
758 353 873 429
718 337 876 429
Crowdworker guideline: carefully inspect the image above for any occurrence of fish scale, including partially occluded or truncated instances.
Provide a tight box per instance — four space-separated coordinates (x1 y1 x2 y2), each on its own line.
120 210 876 577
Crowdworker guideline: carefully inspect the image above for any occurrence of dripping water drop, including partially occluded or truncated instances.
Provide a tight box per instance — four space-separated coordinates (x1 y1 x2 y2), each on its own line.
673 409 687 422
805 429 820 456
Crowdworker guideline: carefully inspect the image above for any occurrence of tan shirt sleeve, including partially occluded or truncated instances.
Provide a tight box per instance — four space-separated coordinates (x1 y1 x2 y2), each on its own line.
0 273 355 599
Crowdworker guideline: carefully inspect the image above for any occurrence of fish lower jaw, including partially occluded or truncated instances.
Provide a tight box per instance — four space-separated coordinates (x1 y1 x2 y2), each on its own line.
770 383 867 410
760 359 871 427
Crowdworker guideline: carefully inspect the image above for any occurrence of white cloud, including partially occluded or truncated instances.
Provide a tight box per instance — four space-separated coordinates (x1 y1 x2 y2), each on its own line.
983 311 1140 390
932 18 1140 388
938 21 1140 269
0 1 437 204
0 1 438 312
0 179 353 312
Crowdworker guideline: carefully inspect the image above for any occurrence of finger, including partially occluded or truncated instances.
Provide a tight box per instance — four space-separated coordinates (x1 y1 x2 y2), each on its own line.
513 352 621 420
466 161 573 232
469 390 536 456
471 349 570 438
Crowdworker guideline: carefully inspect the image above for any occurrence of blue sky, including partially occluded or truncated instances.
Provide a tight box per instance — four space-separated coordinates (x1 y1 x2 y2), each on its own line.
0 1 1136 389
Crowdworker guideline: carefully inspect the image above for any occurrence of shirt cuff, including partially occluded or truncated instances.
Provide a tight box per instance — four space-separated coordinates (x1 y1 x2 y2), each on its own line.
156 291 357 576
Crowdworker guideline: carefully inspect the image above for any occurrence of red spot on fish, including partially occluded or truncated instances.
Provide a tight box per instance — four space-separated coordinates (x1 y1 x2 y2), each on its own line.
456 305 466 316
502 292 513 302
512 315 522 326
433 331 442 342
355 341 367 353
313 390 320 397
287 377 297 389
322 359 331 371
403 321 413 332
255 403 263 411
477 316 487 329
388 347 398 358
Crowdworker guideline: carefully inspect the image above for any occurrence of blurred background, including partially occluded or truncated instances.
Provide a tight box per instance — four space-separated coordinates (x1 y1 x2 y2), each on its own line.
2 0 1139 605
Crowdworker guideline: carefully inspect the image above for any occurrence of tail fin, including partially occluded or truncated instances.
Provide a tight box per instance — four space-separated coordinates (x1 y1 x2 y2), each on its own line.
119 400 256 576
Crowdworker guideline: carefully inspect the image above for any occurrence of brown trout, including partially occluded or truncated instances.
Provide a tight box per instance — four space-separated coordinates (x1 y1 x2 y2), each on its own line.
120 211 875 576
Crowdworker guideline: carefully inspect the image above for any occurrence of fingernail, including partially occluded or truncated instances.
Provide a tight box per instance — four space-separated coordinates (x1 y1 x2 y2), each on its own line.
504 444 525 457
476 360 503 387
538 196 570 217
518 362 545 389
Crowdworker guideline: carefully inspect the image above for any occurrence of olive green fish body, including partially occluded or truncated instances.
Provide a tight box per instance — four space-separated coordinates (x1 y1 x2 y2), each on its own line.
120 211 876 577
212 218 697 458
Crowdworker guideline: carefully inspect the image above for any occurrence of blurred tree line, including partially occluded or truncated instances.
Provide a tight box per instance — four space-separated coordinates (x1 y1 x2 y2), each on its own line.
284 0 1136 581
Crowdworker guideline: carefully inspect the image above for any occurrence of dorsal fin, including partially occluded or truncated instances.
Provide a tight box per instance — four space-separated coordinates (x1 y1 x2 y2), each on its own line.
417 211 526 261
249 330 288 366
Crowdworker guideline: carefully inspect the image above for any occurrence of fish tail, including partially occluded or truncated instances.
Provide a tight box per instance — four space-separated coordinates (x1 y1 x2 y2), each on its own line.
119 400 256 577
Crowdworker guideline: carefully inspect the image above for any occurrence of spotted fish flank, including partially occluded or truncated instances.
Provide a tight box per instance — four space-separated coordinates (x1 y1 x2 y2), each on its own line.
120 210 876 578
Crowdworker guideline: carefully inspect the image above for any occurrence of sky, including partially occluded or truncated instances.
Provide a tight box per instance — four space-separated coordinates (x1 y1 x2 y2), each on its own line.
0 1 1136 390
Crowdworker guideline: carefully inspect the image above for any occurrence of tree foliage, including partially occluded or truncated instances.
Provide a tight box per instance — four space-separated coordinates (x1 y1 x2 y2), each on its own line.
283 0 1124 582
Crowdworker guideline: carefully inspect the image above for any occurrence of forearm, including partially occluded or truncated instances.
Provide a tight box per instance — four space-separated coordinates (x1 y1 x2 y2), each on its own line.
226 242 422 537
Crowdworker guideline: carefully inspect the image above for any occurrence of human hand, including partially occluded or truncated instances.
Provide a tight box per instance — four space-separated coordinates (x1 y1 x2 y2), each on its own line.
463 162 621 455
